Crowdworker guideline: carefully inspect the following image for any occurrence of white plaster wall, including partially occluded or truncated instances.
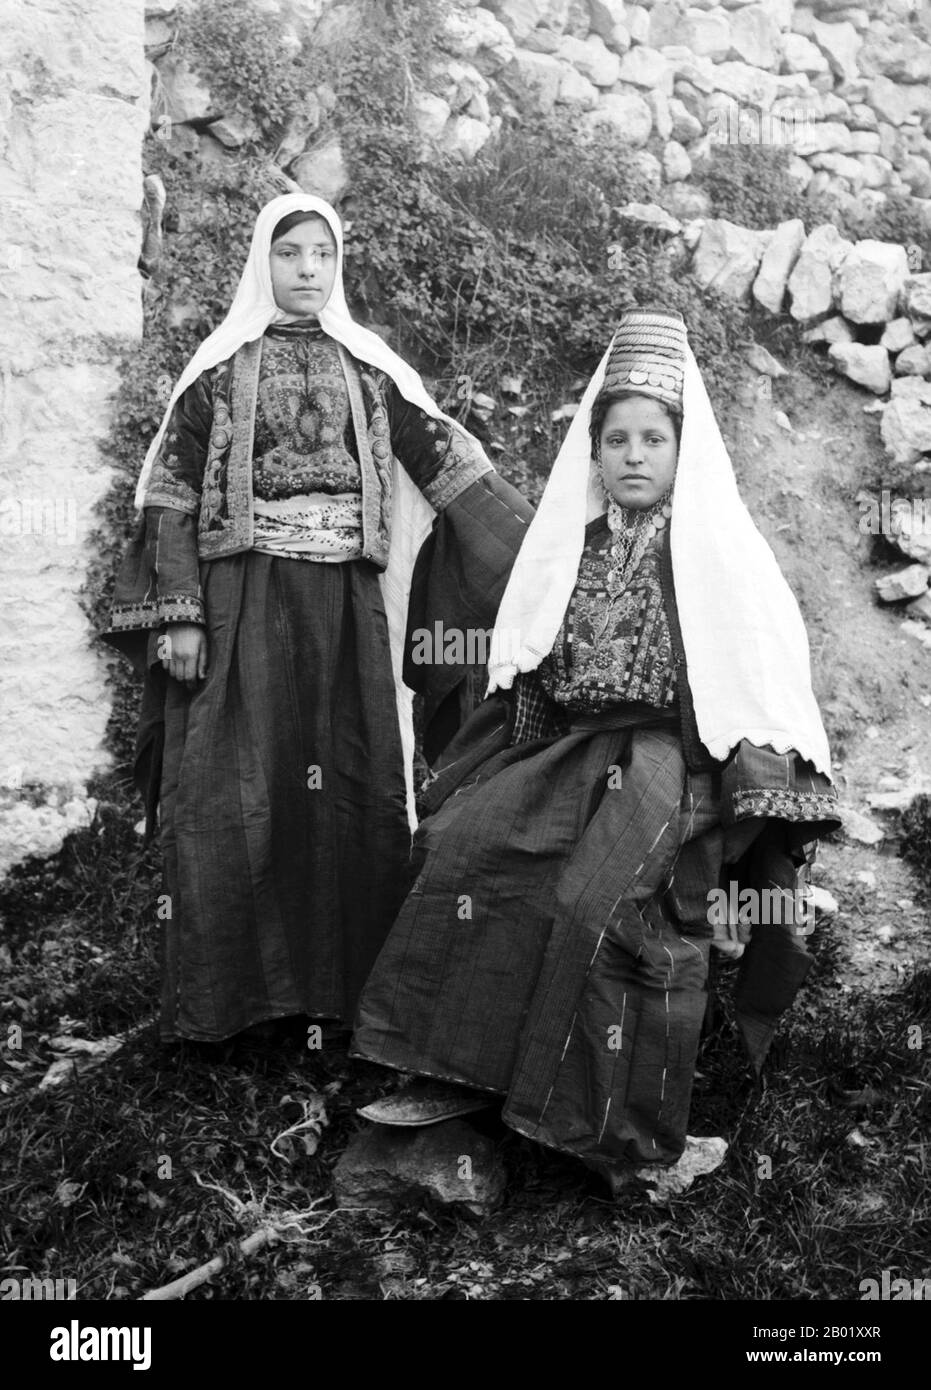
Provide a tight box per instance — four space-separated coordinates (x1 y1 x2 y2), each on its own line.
0 0 147 874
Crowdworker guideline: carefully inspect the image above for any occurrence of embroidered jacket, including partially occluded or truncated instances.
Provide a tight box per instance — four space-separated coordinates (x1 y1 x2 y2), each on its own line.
107 329 499 638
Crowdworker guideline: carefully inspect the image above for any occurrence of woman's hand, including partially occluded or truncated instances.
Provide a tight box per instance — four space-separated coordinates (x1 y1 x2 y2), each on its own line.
161 623 208 689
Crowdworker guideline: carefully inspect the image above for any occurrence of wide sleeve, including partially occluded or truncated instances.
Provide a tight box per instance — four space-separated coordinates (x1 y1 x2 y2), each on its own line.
102 373 214 668
404 470 534 764
141 373 214 514
719 741 841 847
383 381 493 510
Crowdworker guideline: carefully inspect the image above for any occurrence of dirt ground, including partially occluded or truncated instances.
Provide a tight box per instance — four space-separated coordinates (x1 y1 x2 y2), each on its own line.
722 364 931 993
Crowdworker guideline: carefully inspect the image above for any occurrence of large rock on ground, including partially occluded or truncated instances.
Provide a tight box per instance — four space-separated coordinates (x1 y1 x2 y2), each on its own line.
788 223 854 322
894 343 931 377
835 239 909 324
828 343 892 394
753 218 806 314
881 377 931 464
881 317 917 353
691 219 772 301
333 1120 506 1217
904 273 931 322
875 564 931 601
802 315 856 345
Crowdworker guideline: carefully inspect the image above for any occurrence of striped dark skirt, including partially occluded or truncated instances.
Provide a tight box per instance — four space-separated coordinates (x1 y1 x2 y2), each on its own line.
351 708 724 1169
158 551 411 1042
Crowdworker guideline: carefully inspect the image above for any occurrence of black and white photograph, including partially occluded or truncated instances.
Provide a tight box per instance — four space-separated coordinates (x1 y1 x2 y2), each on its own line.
1 0 929 1355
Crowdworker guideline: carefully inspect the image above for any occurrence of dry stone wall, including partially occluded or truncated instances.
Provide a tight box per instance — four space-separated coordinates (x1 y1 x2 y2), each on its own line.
0 0 148 874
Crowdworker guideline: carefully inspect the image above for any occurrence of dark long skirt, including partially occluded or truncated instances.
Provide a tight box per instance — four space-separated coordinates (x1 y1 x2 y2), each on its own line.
159 551 411 1042
351 709 726 1168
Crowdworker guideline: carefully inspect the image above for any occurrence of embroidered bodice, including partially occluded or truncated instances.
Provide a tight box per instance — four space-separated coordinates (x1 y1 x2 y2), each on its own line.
538 513 677 712
251 322 361 501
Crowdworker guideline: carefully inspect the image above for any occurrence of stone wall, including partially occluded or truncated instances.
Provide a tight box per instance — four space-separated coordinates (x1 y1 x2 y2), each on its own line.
0 0 148 874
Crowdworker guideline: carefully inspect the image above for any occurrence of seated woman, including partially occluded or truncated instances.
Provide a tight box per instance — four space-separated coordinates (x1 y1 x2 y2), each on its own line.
103 193 532 1045
350 308 840 1191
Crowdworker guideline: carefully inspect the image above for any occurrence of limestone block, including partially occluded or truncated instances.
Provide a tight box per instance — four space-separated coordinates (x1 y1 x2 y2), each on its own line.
828 342 892 394
853 153 894 189
728 3 782 70
787 223 854 321
648 89 674 140
617 45 674 94
502 48 564 110
881 317 917 353
835 239 909 323
881 378 931 464
691 218 772 300
782 31 830 75
668 95 703 142
291 135 350 201
810 18 862 83
556 31 620 84
587 0 628 39
683 6 731 60
662 46 716 92
801 314 856 344
790 120 853 156
441 6 517 70
904 273 931 320
752 217 806 314
663 138 692 181
869 75 931 127
557 64 600 105
893 343 931 377
443 115 492 159
583 91 653 144
709 60 779 109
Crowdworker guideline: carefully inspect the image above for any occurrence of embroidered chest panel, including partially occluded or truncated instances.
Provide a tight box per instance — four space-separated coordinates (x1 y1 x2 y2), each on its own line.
251 333 362 500
539 522 677 712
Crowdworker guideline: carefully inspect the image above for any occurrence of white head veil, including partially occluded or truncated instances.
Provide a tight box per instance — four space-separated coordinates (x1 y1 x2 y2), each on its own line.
136 193 489 827
489 329 832 776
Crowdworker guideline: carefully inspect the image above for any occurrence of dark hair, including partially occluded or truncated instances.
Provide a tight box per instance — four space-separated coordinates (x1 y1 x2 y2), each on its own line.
589 390 683 454
270 210 332 244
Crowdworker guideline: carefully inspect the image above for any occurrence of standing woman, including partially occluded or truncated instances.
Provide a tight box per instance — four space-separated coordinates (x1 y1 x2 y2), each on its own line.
104 193 531 1044
352 309 840 1190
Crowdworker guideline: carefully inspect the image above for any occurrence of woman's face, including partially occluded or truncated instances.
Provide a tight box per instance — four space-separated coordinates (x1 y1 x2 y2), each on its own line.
269 217 338 316
597 396 678 511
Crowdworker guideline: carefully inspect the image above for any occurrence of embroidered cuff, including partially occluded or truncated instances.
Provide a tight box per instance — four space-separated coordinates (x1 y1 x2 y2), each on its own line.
422 432 493 512
157 592 205 626
731 788 840 824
